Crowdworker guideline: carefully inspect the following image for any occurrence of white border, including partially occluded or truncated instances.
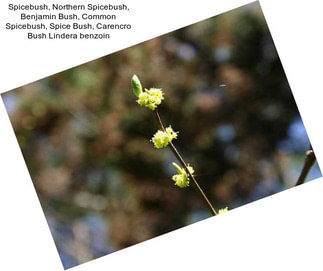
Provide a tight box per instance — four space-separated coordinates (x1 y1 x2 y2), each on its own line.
1 0 323 270
0 0 253 93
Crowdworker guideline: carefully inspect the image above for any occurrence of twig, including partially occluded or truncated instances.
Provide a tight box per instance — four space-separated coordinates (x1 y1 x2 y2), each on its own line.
153 109 217 216
295 146 316 186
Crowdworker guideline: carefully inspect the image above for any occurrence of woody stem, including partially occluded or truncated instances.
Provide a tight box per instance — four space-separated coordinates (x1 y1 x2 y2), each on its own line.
153 109 217 216
295 146 316 186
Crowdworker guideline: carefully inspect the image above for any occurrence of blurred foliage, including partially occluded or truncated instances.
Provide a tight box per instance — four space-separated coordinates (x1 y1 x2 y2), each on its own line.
2 2 321 269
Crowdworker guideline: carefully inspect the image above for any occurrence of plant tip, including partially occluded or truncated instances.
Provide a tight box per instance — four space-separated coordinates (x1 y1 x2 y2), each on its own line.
131 74 142 97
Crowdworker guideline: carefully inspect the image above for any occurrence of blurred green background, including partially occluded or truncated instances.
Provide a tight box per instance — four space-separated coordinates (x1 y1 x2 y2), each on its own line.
2 2 321 269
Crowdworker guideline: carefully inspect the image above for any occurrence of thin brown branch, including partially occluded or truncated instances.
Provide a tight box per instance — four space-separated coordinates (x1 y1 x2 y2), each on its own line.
295 146 316 186
153 110 217 216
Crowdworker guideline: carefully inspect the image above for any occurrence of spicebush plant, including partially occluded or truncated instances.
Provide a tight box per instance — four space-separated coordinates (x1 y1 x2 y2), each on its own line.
131 74 228 216
131 74 318 217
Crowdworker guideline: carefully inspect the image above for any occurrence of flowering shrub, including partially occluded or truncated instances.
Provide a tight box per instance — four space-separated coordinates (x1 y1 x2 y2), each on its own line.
131 74 228 216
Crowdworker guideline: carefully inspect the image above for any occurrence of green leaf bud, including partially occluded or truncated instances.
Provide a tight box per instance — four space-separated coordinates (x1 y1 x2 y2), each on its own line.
131 74 143 97
172 162 183 174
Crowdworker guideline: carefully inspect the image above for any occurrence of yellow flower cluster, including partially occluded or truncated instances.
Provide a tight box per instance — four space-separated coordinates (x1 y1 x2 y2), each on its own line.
151 126 178 149
172 162 194 188
137 88 164 110
218 207 228 214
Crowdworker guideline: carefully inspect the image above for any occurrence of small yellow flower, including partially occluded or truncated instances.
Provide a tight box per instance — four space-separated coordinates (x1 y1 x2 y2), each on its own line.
151 126 178 148
218 207 228 214
137 88 164 110
171 162 194 188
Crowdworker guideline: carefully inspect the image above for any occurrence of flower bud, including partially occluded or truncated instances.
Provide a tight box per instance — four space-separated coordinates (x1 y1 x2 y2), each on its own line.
137 88 164 110
171 163 195 188
151 126 178 148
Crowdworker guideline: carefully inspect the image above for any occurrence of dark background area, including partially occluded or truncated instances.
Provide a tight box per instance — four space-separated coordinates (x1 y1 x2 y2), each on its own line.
2 2 321 269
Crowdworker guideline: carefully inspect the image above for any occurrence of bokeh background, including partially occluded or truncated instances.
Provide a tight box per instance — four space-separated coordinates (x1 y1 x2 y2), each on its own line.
2 2 321 269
